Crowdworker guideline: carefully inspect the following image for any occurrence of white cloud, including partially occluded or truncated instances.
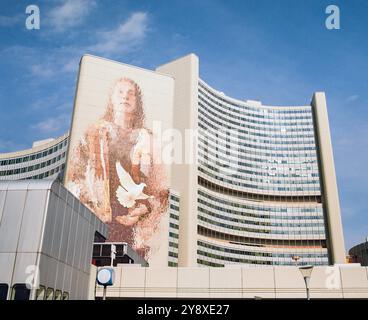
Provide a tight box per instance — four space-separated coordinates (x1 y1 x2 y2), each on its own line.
30 64 58 78
346 94 359 103
0 139 26 153
47 0 96 31
31 114 70 133
0 14 21 27
90 12 148 56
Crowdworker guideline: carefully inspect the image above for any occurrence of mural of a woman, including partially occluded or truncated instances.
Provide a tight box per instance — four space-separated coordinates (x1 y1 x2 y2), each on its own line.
66 77 169 260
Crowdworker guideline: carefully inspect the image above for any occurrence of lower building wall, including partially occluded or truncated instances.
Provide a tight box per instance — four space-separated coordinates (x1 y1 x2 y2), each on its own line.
94 265 368 299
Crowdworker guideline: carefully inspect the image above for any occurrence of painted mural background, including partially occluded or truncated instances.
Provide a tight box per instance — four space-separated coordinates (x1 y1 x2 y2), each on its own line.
66 76 169 261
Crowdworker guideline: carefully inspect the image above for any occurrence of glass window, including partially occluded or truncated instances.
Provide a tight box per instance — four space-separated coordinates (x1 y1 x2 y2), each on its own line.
62 292 69 300
35 286 46 300
93 244 101 257
0 283 8 300
10 284 30 301
101 244 111 257
54 290 62 300
45 287 54 300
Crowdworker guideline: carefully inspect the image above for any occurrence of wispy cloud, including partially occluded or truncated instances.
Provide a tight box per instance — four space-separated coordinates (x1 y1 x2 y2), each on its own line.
0 139 26 153
90 12 149 56
30 64 58 78
0 14 22 27
31 114 70 134
346 94 359 103
46 0 96 31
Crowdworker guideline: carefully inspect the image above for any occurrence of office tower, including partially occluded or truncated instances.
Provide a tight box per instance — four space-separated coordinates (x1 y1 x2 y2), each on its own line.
63 54 345 267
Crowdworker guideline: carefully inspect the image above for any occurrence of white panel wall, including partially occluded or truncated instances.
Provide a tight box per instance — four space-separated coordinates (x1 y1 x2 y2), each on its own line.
0 180 108 300
96 265 368 299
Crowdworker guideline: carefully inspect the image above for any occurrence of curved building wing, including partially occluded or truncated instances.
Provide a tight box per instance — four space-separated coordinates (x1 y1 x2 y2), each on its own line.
0 133 69 181
157 53 345 267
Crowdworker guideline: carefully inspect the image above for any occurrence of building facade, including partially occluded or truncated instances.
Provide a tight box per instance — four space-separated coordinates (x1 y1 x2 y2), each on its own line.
0 133 69 181
0 180 108 300
349 239 368 266
156 54 345 267
92 242 148 267
93 264 368 299
0 54 345 268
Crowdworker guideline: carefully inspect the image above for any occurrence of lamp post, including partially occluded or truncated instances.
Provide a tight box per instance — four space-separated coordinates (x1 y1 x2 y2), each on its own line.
292 255 300 267
298 265 313 300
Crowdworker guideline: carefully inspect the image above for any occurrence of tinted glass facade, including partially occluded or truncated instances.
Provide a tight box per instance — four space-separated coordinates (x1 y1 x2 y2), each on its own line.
197 79 328 266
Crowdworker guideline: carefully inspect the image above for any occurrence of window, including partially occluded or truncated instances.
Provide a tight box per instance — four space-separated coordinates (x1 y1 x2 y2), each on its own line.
45 287 54 300
35 286 45 300
62 292 69 300
93 244 101 257
10 284 30 301
101 244 111 257
0 284 8 300
54 290 62 300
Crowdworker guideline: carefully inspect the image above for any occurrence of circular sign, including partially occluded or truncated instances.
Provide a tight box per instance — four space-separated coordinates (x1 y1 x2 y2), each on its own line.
97 268 114 286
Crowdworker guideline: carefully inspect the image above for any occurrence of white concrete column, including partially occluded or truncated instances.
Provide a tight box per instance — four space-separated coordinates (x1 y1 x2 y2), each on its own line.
156 54 199 267
311 92 346 264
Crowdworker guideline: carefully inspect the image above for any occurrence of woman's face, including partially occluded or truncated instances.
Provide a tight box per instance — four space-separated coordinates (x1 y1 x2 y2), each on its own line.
111 80 137 125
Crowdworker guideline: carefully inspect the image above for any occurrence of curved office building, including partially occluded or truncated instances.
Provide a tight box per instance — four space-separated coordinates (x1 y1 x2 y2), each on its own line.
157 53 346 267
197 80 327 266
0 133 69 181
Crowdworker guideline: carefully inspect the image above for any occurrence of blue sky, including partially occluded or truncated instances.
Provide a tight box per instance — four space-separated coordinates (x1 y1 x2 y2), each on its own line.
0 0 367 251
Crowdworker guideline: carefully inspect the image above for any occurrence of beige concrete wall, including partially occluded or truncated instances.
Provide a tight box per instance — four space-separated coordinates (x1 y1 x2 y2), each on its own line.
156 54 199 267
311 92 346 264
177 267 210 298
64 55 175 267
95 265 368 299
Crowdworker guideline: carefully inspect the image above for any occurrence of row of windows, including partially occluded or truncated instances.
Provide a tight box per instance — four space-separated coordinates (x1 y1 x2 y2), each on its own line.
170 222 179 230
198 138 318 165
198 93 314 127
198 107 315 134
170 194 180 203
197 257 326 267
0 152 66 176
198 190 322 213
199 124 316 147
170 204 180 212
198 215 325 235
169 241 179 249
168 261 178 267
199 167 321 193
168 193 180 266
0 139 68 166
0 283 69 300
200 162 319 186
198 120 315 142
199 128 317 154
198 206 325 229
197 251 327 266
21 164 65 180
198 130 317 160
198 225 327 247
169 251 178 258
197 196 323 221
198 81 312 116
197 241 327 259
199 152 319 180
170 213 179 221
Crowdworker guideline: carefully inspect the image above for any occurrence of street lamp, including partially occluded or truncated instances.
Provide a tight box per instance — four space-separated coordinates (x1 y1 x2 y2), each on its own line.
298 265 313 300
292 255 300 266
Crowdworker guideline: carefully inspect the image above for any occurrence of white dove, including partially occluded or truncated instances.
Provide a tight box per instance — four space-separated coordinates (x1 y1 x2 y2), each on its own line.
115 161 152 208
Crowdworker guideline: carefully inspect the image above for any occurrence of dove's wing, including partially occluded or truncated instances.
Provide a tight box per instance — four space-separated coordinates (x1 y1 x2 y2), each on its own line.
136 192 152 200
115 161 137 190
116 186 136 208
